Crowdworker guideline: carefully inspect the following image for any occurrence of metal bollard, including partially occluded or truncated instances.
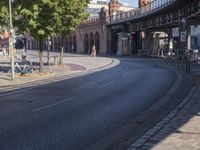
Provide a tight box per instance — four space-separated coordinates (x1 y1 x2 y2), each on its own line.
54 56 58 65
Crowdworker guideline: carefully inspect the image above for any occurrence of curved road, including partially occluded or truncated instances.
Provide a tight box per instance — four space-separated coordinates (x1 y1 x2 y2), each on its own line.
0 58 176 150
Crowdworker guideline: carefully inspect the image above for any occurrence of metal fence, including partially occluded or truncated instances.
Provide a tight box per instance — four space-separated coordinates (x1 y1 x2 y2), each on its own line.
164 49 200 73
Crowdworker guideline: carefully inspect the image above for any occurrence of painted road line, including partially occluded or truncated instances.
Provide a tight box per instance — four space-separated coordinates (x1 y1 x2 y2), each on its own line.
121 72 128 78
99 81 115 89
78 80 99 89
89 80 99 85
32 96 76 112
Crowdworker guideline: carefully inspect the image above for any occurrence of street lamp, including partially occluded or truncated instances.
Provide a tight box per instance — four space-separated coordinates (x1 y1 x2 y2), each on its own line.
9 0 15 80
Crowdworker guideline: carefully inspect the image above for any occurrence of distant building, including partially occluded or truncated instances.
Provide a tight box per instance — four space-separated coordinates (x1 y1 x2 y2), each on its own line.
139 0 151 7
87 0 135 19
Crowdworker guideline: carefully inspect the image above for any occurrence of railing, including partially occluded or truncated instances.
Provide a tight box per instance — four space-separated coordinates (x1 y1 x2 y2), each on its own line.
164 49 200 73
81 17 100 25
107 0 176 24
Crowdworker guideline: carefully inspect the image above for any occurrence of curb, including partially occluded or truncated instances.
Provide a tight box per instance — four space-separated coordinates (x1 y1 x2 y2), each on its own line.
127 86 196 149
0 58 118 93
86 60 192 150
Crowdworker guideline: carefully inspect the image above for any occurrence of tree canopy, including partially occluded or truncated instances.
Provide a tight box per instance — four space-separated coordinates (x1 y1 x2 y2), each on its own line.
12 0 90 70
0 1 9 33
13 0 59 41
55 0 89 64
55 0 89 36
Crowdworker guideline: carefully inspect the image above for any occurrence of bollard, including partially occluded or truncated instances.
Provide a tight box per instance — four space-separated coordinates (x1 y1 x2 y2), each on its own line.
54 56 57 65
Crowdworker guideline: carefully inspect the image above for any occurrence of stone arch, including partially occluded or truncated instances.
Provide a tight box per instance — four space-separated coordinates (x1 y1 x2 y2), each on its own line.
73 35 77 53
90 32 94 53
95 32 100 54
84 34 89 53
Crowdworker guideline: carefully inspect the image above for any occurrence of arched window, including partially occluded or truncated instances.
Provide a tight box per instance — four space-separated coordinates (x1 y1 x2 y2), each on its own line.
84 34 89 53
69 36 72 53
65 37 69 52
90 32 94 52
73 35 76 53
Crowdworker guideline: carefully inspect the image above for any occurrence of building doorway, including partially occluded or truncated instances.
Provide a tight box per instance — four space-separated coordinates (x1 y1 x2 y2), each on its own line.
84 34 89 53
95 32 100 54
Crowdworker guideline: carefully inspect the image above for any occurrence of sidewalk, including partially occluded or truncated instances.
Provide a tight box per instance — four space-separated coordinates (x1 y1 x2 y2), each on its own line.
127 83 200 150
0 51 119 92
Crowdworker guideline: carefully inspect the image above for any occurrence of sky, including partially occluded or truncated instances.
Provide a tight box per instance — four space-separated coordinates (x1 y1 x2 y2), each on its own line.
121 0 138 7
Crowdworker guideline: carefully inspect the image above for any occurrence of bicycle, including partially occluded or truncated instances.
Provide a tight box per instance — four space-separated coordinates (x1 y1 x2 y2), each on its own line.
8 61 36 76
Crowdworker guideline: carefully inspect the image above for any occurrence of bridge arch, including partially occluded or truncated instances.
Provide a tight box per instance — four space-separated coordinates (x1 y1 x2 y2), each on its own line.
90 32 94 53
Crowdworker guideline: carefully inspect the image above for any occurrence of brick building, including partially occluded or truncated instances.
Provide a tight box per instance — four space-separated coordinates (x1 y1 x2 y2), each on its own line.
25 0 135 55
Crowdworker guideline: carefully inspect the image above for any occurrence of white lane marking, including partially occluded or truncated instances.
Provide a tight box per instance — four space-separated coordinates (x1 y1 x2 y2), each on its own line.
99 81 115 89
121 72 128 78
78 80 99 89
32 96 76 112
89 80 99 85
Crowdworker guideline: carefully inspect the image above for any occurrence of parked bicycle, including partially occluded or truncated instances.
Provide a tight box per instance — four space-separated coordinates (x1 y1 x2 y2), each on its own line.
8 61 36 76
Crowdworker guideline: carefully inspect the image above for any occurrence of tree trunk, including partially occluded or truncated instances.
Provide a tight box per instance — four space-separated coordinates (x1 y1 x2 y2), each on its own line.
59 36 64 65
39 40 43 72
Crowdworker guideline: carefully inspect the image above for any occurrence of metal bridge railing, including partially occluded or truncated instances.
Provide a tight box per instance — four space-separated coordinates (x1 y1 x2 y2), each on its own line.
107 0 176 24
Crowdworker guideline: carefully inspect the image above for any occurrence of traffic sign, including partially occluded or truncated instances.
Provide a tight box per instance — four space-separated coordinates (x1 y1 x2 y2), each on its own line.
180 31 186 42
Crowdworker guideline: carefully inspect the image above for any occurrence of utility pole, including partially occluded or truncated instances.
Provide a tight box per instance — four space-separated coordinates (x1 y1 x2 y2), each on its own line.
9 0 15 80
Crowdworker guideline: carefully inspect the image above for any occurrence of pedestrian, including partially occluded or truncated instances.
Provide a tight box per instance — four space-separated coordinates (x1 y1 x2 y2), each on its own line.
90 45 96 57
2 48 6 57
21 47 27 62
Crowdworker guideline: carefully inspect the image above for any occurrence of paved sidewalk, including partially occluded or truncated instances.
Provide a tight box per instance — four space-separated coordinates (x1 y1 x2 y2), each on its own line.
127 83 200 150
0 51 119 91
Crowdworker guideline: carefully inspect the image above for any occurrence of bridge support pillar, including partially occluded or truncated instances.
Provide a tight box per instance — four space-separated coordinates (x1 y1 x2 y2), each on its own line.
187 26 191 50
141 31 150 50
117 32 130 56
179 18 187 50
168 29 173 50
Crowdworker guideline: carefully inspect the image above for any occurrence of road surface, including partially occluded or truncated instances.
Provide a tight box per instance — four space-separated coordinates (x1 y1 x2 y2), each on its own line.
0 58 176 150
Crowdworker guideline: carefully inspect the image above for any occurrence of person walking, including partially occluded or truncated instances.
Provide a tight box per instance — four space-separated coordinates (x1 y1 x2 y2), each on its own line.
90 45 96 57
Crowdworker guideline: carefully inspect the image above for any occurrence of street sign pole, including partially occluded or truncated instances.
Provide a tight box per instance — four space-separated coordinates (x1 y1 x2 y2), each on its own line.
9 0 15 80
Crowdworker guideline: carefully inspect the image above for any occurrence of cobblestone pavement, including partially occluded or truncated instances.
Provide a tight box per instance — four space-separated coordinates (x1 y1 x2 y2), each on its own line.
127 85 200 150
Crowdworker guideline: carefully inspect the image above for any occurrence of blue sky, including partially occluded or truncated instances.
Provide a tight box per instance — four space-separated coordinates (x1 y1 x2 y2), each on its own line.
121 0 138 7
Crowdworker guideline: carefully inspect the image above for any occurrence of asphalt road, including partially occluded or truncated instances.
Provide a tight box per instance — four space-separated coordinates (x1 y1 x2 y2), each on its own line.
0 58 176 150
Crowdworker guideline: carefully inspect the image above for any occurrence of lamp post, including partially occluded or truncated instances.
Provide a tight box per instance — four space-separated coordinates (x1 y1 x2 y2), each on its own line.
9 0 15 80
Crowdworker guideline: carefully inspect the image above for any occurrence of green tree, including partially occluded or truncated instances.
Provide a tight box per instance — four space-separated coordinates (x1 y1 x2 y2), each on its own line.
0 1 9 27
56 0 89 65
13 0 60 72
0 1 9 35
